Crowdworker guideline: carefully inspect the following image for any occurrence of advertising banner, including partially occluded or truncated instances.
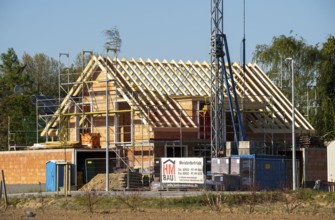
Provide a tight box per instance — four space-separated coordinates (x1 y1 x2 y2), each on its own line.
161 157 204 185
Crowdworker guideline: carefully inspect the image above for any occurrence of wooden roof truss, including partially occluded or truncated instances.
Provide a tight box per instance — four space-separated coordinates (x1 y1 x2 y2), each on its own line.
41 55 314 137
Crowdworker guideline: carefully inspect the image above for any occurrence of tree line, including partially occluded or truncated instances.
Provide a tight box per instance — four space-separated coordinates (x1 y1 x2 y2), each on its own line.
0 34 334 150
253 34 335 140
0 49 85 149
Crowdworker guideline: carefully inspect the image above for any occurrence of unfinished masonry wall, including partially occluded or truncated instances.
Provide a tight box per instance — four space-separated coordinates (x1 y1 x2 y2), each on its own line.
0 149 73 184
303 148 327 186
127 146 154 169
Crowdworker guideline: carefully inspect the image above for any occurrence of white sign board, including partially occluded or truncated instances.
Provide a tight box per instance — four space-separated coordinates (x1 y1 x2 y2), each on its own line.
161 157 204 184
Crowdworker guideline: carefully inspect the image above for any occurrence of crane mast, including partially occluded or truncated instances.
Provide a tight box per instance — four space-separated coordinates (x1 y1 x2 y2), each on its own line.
210 0 246 158
210 0 225 158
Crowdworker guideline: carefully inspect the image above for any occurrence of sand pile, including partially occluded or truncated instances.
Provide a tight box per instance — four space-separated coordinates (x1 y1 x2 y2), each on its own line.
79 172 144 191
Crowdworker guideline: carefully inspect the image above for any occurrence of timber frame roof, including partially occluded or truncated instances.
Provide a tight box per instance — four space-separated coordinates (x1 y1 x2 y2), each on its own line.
41 55 314 137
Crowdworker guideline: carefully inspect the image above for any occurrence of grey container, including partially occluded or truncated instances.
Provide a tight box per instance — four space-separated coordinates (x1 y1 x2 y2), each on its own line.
230 156 254 175
213 174 241 191
211 157 230 175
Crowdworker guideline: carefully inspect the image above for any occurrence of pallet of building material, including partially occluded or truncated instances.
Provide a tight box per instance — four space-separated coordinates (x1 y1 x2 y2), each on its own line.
80 133 101 149
298 135 324 148
142 175 150 187
298 135 311 148
116 172 143 188
30 141 81 149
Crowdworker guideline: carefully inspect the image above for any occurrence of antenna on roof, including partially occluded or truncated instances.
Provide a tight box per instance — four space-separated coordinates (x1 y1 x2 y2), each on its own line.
241 0 246 111
242 0 246 73
239 0 247 141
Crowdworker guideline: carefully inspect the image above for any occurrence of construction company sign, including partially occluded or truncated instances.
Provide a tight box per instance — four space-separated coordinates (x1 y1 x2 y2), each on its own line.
161 157 204 188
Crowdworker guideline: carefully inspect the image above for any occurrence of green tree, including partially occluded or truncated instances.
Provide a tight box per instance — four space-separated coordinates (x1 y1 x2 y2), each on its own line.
313 36 335 139
22 53 61 97
0 49 80 150
1 95 36 149
73 51 98 72
0 48 29 95
252 34 320 119
0 48 35 149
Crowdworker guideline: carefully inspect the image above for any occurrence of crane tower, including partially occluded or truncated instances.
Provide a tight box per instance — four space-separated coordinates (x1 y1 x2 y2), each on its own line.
210 0 245 158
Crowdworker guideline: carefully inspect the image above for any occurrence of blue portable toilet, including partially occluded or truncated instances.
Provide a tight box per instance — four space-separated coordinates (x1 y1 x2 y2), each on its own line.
46 160 67 192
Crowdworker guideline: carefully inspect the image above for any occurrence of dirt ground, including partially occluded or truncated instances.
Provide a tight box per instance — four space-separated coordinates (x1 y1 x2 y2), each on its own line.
1 208 335 220
1 191 335 220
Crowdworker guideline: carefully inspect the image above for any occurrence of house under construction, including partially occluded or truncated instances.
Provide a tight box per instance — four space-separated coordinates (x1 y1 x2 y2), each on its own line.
1 0 327 192
36 55 314 176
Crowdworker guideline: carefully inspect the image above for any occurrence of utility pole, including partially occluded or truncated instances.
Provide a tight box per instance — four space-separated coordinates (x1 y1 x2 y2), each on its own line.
286 57 296 191
105 49 110 192
104 27 121 192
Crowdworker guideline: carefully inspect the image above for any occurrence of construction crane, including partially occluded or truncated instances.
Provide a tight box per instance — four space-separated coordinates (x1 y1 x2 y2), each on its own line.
210 0 245 158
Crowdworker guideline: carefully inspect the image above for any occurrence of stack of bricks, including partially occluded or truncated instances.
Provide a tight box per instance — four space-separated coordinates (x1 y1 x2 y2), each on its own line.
80 133 101 149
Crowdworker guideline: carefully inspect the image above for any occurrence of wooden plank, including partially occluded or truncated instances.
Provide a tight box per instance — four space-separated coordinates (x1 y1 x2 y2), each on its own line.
177 60 203 95
0 180 2 201
103 57 156 127
41 57 99 136
127 59 174 127
136 59 182 127
1 170 8 209
253 64 314 131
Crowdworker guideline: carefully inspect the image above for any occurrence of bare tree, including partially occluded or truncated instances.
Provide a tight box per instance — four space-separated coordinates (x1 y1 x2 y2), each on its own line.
104 27 122 57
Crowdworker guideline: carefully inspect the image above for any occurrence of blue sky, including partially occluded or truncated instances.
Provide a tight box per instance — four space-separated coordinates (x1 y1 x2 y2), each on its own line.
0 0 334 65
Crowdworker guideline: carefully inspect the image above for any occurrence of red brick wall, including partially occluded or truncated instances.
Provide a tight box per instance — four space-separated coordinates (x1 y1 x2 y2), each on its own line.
153 129 198 140
0 149 73 184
